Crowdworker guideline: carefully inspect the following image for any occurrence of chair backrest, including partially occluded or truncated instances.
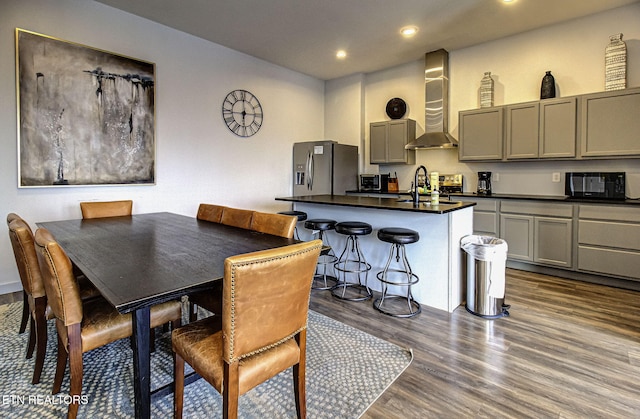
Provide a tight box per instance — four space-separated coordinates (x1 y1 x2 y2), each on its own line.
196 204 226 223
7 213 45 298
34 228 83 327
220 207 254 229
222 240 322 363
80 200 133 219
250 212 297 238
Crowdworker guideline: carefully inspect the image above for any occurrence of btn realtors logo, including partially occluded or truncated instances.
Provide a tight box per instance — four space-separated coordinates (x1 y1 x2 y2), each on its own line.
2 394 89 406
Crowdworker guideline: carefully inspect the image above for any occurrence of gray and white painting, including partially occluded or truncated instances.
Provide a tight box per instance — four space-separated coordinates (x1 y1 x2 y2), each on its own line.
17 29 155 187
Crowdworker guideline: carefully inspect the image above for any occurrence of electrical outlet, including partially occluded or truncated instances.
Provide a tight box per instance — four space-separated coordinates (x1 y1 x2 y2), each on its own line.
493 173 499 182
552 172 561 183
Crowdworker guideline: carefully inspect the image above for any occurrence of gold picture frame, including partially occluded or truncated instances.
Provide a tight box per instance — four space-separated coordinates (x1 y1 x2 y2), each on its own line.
16 28 156 187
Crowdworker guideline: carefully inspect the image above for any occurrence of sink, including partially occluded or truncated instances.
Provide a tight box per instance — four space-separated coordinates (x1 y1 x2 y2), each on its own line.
396 198 460 204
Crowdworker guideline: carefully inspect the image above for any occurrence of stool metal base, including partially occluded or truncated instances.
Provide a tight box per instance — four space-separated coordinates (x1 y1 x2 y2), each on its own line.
313 253 339 290
332 235 372 301
374 243 421 318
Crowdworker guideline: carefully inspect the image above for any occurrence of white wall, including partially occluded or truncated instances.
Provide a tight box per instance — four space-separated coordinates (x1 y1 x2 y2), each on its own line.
327 3 640 197
0 0 325 293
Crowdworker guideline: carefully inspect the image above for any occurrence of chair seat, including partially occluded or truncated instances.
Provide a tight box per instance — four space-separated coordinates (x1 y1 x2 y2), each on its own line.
78 298 182 353
172 316 301 396
278 211 307 222
304 219 336 231
377 227 419 245
335 221 372 236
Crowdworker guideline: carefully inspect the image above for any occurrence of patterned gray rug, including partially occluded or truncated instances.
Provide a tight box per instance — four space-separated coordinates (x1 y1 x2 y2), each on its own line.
0 301 412 418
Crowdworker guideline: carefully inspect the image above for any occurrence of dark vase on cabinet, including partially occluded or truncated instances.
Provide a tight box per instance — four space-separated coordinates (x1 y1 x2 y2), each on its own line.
540 71 556 99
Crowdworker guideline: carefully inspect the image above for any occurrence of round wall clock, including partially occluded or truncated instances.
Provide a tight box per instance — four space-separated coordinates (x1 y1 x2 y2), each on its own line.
385 97 407 119
222 89 263 137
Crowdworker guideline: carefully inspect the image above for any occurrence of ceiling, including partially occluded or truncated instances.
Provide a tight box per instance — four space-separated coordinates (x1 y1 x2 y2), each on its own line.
96 0 639 81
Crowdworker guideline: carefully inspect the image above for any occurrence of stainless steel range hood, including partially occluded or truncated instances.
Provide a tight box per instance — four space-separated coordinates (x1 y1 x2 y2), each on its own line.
405 49 458 149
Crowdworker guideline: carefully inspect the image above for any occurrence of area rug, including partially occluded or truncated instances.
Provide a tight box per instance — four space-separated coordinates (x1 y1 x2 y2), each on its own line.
0 301 412 418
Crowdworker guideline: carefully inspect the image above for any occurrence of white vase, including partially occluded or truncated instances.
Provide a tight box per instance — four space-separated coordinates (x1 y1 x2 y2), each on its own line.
605 33 626 91
480 72 494 108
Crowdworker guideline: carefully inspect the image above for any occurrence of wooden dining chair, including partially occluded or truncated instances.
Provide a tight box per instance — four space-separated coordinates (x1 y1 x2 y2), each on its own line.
79 200 133 219
34 227 183 419
173 240 322 419
7 213 100 384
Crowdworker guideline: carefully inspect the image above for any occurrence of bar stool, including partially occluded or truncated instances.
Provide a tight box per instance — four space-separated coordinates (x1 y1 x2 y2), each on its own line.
373 227 421 317
332 221 373 301
304 219 338 290
278 210 307 240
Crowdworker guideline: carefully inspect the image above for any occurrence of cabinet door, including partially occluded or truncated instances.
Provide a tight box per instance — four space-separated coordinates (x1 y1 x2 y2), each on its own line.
580 88 640 157
534 217 572 267
539 97 576 158
500 214 534 261
506 102 539 159
370 122 387 164
459 108 503 161
387 119 415 164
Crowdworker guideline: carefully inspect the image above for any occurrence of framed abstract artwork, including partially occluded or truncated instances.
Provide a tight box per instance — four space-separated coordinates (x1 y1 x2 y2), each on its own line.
16 28 156 187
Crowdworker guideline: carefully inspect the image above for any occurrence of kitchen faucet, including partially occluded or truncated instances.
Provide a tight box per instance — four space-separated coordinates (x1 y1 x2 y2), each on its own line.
413 165 430 207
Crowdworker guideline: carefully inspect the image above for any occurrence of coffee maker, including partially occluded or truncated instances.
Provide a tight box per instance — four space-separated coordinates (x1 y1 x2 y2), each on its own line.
477 172 492 195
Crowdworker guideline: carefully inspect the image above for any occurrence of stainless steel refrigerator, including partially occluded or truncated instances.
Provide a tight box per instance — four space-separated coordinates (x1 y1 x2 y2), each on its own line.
293 141 358 195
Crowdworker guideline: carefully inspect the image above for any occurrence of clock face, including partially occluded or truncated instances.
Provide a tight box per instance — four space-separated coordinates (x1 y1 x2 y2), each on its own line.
222 90 263 137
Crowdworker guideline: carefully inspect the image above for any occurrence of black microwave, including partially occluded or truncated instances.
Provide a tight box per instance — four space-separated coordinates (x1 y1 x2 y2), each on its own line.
565 172 626 200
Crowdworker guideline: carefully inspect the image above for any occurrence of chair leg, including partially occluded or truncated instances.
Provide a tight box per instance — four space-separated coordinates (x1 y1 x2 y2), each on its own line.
173 352 185 419
19 291 29 334
53 334 68 395
293 330 307 419
223 362 240 419
67 324 83 419
26 315 36 359
32 297 48 384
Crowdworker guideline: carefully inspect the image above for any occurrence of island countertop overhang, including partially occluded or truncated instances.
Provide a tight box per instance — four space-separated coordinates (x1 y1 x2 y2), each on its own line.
276 194 476 214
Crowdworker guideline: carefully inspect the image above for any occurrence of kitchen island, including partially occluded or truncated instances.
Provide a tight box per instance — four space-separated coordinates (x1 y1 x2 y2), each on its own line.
276 194 476 312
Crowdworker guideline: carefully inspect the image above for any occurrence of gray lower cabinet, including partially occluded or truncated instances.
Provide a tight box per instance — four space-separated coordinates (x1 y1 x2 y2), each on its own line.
577 205 640 281
370 119 416 164
461 198 498 236
580 87 640 158
500 201 573 268
458 107 503 161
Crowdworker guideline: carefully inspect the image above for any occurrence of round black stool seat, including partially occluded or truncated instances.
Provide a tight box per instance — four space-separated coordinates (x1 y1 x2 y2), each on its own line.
305 219 336 231
377 227 419 245
278 210 307 222
335 221 373 236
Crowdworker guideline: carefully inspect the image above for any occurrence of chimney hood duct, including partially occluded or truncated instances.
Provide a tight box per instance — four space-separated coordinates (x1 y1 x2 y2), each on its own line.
405 49 458 149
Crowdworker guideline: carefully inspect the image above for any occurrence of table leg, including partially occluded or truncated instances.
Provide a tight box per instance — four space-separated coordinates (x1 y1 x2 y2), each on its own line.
132 306 151 419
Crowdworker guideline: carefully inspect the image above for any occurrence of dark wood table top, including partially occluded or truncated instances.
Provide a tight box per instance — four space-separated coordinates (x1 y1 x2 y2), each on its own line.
37 212 298 313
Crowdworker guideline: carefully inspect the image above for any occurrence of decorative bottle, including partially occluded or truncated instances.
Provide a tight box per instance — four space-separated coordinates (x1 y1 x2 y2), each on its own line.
605 33 626 91
480 72 494 108
540 71 556 99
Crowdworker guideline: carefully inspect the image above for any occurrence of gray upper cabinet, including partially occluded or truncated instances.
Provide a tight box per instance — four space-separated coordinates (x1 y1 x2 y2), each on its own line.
370 119 416 164
505 97 577 160
539 97 577 158
505 102 539 159
580 87 640 158
459 107 503 161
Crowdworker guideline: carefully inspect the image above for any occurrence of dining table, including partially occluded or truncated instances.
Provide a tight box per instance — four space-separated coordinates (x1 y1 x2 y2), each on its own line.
36 212 299 419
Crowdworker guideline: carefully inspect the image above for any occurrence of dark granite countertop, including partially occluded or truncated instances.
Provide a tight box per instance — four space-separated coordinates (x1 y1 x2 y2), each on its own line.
346 190 640 206
276 194 476 214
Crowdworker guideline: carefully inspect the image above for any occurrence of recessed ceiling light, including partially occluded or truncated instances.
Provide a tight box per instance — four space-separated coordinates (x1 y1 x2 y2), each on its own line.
400 26 418 37
336 50 347 59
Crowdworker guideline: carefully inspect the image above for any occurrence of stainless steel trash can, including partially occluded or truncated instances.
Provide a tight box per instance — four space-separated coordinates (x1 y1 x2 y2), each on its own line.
461 235 509 319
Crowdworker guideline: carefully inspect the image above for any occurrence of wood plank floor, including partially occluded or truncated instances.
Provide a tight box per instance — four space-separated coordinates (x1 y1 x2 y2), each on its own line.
309 268 640 418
